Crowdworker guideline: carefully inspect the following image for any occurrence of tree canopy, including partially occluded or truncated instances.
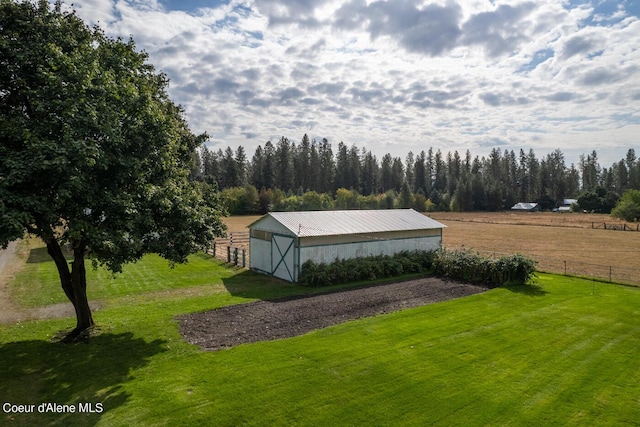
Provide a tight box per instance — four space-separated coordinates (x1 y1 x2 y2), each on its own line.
0 0 225 340
611 189 640 222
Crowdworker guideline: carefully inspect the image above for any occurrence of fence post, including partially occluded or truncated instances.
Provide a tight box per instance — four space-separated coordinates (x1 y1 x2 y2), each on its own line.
233 247 238 265
227 246 231 263
242 249 246 268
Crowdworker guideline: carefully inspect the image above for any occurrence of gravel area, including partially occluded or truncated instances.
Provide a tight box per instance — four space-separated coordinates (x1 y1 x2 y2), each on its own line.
178 277 487 351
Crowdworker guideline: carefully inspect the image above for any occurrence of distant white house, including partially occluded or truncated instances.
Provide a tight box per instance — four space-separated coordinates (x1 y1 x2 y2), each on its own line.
557 199 578 212
248 209 446 282
511 202 540 212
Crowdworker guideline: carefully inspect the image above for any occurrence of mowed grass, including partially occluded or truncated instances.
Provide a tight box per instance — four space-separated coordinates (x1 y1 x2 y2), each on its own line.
2 246 640 426
9 239 241 308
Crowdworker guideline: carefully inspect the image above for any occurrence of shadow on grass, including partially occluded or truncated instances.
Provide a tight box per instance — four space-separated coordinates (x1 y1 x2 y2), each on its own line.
26 247 54 263
220 269 436 303
0 332 166 426
503 283 548 296
221 269 302 301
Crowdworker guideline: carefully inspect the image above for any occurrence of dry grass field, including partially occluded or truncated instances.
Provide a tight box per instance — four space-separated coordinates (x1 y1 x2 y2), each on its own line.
222 212 640 286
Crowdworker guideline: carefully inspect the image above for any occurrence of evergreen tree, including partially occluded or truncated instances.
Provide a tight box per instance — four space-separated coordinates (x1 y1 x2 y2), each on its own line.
380 153 393 192
262 141 276 190
318 138 335 194
250 145 264 189
405 151 415 191
335 142 350 190
294 134 311 190
235 146 247 186
222 146 237 188
414 151 427 195
308 139 320 192
391 157 404 192
275 136 294 192
626 148 638 190
433 150 447 193
361 150 379 195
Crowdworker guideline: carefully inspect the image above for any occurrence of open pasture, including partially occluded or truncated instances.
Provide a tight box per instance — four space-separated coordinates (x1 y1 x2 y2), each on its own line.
429 212 640 286
222 212 640 285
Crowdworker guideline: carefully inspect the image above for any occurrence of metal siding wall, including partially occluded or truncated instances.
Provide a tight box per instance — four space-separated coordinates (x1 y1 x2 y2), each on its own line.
300 236 441 265
249 238 272 273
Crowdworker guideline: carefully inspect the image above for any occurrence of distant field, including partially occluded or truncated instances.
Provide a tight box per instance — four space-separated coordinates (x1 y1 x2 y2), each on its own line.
222 212 640 285
429 211 635 229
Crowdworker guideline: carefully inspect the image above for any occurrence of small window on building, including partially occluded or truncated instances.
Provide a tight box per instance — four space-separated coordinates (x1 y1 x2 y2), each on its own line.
251 229 272 241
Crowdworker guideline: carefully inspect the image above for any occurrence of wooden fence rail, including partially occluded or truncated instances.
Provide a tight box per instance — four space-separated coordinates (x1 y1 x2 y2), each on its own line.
592 222 640 232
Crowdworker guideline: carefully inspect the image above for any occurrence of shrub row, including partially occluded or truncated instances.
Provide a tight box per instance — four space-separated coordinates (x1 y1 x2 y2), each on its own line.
298 248 537 287
432 249 537 287
298 250 434 287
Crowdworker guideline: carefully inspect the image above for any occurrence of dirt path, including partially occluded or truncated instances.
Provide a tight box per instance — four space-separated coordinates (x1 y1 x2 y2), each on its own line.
0 241 24 323
178 277 487 351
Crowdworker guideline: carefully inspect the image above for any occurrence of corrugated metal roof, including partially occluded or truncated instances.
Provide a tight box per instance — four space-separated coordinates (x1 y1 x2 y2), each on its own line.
511 202 539 211
249 209 446 237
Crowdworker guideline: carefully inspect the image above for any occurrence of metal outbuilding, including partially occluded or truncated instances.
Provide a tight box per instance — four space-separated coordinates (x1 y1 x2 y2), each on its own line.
511 202 540 212
248 209 446 282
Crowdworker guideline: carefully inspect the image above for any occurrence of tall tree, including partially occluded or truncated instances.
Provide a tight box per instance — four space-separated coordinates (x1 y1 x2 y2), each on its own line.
317 138 334 194
580 150 600 191
405 151 415 191
380 153 393 192
433 150 447 193
526 149 540 201
360 150 379 196
391 157 404 192
414 151 427 195
262 140 276 190
0 0 225 340
222 146 237 188
250 144 265 189
275 136 294 192
626 149 638 190
294 134 311 191
308 139 320 193
235 146 247 187
335 142 350 190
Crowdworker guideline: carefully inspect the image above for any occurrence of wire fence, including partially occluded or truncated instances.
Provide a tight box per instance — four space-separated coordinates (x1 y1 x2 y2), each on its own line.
473 250 640 287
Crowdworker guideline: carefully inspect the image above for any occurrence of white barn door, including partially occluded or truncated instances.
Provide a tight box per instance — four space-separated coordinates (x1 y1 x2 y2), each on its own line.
271 234 295 282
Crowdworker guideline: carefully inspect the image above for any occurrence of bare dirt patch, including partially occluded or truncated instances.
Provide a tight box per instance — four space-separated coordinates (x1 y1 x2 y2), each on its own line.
178 277 487 351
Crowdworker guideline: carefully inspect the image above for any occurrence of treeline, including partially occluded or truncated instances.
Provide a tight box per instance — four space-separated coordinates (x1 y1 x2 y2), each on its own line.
189 134 640 215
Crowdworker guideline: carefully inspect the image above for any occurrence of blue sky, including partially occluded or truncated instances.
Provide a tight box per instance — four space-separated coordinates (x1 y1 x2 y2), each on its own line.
68 0 639 166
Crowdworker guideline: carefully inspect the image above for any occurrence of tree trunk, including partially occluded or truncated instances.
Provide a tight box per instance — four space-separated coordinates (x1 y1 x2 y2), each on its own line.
69 241 94 335
45 234 94 341
45 237 75 307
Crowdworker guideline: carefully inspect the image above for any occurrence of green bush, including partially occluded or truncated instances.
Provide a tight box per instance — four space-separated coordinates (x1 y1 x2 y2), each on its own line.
432 249 536 287
611 189 640 222
299 250 435 287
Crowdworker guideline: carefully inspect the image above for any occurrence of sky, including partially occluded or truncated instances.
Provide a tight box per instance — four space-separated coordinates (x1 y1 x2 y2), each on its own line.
65 0 639 167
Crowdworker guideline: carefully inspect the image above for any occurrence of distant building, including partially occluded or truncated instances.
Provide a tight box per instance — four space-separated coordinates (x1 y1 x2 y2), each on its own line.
511 202 540 212
557 199 578 212
248 209 446 282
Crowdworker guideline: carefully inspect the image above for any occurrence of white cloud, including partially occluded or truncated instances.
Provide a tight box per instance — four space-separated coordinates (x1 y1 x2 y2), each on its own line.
66 0 639 166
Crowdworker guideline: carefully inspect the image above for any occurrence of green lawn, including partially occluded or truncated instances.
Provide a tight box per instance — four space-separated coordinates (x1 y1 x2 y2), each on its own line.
1 244 639 426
